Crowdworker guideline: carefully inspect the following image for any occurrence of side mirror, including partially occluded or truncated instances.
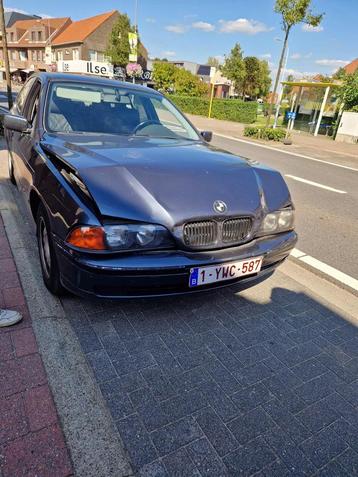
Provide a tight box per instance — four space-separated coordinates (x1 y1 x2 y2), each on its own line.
3 114 30 133
200 130 213 142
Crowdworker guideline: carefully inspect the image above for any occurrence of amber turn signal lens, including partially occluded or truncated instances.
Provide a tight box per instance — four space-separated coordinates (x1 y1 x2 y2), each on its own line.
66 226 106 250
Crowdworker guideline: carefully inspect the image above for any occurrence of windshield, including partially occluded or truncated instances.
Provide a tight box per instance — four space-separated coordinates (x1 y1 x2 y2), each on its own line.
45 81 200 140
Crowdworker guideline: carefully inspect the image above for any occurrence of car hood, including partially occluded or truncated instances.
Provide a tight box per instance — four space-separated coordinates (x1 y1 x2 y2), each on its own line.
41 134 290 227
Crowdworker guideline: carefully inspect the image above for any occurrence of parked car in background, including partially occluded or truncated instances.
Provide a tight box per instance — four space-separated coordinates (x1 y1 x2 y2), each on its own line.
4 73 297 298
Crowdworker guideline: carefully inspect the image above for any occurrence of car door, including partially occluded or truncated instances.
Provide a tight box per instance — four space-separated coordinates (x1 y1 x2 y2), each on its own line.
8 76 37 184
14 78 42 201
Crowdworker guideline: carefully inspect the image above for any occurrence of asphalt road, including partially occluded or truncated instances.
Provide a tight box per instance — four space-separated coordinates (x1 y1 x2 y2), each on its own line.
211 135 358 280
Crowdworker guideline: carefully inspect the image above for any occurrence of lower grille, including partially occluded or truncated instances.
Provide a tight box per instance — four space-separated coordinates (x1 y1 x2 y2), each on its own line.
183 221 217 247
222 217 252 243
183 217 252 248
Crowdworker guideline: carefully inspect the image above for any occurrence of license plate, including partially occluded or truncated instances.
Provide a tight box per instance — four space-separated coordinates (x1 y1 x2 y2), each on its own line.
189 257 263 287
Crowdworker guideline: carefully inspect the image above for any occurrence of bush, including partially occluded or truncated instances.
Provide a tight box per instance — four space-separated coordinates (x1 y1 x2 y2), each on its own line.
348 105 358 113
243 126 286 141
169 95 257 124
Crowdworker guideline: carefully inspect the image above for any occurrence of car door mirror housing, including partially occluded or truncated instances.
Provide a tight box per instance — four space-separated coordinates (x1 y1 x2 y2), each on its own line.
3 114 30 133
201 130 213 142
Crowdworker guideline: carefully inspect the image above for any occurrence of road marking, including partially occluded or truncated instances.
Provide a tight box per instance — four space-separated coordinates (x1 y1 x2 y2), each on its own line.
214 133 358 172
291 248 358 292
285 174 347 194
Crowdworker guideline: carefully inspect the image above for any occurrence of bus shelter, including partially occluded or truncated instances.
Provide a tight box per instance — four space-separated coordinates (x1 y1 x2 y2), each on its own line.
278 80 342 136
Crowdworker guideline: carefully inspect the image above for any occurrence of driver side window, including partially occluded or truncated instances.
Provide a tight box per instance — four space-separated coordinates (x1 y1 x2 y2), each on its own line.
23 81 41 127
16 77 37 115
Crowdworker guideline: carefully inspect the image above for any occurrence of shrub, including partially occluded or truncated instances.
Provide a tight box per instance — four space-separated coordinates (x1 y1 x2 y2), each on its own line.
243 126 286 141
169 95 257 124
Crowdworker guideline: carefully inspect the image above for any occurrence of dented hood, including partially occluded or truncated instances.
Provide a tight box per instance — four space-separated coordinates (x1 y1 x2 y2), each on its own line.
41 134 290 228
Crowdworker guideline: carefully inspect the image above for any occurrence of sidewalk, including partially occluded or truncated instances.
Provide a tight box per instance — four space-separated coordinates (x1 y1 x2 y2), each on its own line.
0 215 73 477
187 114 358 165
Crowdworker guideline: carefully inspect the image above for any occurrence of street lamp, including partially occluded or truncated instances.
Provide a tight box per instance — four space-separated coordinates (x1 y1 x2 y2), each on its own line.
273 37 289 129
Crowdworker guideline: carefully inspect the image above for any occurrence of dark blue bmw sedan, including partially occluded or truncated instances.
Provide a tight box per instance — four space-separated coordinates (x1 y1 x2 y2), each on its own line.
4 73 297 298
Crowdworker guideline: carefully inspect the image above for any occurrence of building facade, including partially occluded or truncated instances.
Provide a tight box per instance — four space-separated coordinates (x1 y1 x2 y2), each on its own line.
0 17 71 76
0 10 148 80
51 11 119 63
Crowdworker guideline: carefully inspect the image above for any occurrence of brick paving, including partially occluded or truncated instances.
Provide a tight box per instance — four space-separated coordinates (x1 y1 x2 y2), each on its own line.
0 215 73 477
62 273 358 476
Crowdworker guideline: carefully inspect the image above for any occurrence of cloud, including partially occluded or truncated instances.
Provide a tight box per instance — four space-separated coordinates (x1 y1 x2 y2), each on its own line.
192 21 215 32
4 7 29 14
283 68 319 79
315 59 350 68
162 51 176 57
146 17 156 23
165 24 187 34
260 53 272 59
290 53 302 60
219 18 272 34
302 24 324 32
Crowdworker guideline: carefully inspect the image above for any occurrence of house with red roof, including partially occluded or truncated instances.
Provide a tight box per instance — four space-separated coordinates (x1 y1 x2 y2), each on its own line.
51 11 119 63
344 58 358 75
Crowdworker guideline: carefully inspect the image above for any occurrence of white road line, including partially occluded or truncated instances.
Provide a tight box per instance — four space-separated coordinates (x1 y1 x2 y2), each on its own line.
214 133 358 172
291 248 358 292
285 174 347 194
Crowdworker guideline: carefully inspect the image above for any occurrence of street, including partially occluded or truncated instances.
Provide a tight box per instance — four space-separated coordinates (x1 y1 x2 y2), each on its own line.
209 135 358 281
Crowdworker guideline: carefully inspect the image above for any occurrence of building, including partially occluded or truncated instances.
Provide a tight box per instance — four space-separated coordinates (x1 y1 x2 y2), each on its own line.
3 11 41 28
0 10 148 81
51 11 119 63
344 58 358 75
0 17 71 78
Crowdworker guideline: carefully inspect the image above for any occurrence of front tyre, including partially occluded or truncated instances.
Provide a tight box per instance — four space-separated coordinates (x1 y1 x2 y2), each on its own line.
8 151 16 185
36 203 64 296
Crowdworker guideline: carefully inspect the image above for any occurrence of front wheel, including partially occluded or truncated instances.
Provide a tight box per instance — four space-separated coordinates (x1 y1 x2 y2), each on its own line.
8 151 16 185
36 203 64 296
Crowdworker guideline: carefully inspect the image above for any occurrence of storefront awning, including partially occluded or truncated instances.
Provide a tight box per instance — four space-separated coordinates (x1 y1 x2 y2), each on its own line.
0 67 18 73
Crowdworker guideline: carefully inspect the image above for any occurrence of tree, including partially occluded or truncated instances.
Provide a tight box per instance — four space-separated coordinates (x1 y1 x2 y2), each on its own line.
221 43 246 95
243 56 261 98
266 0 324 125
338 71 358 111
152 62 176 92
333 67 347 81
283 73 295 95
174 68 208 97
258 60 272 98
207 56 221 69
105 13 136 66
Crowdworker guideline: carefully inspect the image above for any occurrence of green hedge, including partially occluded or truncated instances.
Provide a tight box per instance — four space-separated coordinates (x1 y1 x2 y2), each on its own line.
169 95 257 124
244 126 286 141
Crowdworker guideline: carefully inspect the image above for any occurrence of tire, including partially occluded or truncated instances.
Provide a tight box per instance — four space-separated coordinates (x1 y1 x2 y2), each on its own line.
8 151 16 185
36 203 64 296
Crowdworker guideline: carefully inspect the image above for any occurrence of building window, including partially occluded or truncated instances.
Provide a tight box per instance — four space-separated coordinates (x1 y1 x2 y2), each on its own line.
57 50 63 61
72 48 79 60
10 32 14 42
19 51 27 61
38 31 42 41
10 50 17 60
97 52 104 62
88 50 96 61
31 31 36 42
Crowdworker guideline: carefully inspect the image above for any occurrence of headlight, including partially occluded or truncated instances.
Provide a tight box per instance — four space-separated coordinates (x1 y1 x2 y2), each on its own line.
67 223 174 251
258 208 295 236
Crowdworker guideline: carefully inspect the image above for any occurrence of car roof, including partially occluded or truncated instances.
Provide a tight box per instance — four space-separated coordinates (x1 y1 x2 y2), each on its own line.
34 72 162 96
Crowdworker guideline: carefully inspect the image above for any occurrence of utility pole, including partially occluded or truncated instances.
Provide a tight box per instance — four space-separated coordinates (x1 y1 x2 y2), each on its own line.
0 0 13 109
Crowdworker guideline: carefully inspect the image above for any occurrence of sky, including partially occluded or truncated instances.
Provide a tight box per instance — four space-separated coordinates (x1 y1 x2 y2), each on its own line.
5 0 358 78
